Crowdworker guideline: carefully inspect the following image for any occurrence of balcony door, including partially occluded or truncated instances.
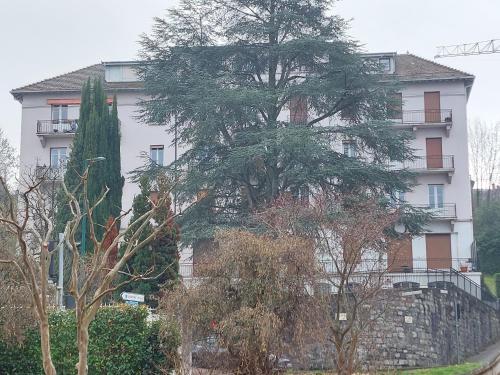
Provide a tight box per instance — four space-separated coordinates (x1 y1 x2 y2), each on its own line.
387 235 413 272
426 233 452 269
424 91 441 123
426 137 443 168
50 147 67 169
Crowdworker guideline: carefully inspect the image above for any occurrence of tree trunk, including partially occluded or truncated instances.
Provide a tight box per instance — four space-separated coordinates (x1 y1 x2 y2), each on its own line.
76 320 90 375
39 318 57 375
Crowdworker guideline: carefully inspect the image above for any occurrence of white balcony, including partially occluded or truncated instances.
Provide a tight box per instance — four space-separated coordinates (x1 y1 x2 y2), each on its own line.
389 155 455 182
36 119 78 146
391 109 453 136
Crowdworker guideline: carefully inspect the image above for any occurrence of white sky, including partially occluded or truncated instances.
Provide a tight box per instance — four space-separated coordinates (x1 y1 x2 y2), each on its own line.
1 0 499 152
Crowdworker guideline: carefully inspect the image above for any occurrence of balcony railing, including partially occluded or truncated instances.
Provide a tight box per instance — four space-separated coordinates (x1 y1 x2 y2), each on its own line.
180 260 497 306
35 165 66 180
319 257 475 274
391 109 453 124
413 203 457 219
37 119 78 135
390 155 454 171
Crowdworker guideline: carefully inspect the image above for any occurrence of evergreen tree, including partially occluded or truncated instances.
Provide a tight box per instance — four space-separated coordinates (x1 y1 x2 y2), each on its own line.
137 0 423 244
119 175 179 307
55 79 124 246
476 201 500 274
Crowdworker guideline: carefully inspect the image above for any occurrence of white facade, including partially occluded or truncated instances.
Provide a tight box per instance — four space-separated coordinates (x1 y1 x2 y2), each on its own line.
12 54 477 282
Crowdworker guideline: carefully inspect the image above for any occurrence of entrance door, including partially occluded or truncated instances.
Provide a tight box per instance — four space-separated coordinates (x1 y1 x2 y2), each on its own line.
426 234 452 269
426 138 443 168
424 91 441 123
388 235 413 272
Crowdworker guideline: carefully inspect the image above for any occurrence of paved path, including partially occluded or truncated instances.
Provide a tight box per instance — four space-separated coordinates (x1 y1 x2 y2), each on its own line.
467 339 500 365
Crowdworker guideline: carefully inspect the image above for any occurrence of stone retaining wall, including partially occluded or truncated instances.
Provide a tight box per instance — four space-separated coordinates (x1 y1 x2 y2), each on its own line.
362 286 500 369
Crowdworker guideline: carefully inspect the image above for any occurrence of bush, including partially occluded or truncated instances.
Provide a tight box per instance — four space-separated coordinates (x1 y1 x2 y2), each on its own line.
495 273 500 297
0 305 179 374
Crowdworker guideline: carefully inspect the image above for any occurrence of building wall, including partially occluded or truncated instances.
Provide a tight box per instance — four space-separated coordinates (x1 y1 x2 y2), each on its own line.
16 67 475 269
18 91 176 226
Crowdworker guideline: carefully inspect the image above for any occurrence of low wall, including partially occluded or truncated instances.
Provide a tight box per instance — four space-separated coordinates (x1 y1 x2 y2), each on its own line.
363 286 500 369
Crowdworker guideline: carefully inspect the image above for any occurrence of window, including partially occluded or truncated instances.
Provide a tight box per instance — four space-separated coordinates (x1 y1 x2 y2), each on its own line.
388 93 403 119
343 141 357 158
51 105 68 122
428 184 444 208
150 145 164 166
105 65 138 82
50 147 67 168
390 190 406 206
379 57 391 72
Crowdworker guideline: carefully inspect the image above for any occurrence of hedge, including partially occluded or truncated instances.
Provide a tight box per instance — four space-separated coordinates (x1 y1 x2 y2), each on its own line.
0 305 179 374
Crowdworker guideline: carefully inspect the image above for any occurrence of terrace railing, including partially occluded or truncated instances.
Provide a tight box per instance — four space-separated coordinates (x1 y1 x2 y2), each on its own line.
37 119 78 135
413 203 457 219
392 109 453 124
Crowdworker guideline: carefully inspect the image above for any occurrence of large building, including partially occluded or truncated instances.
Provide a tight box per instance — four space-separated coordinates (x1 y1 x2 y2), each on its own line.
11 53 479 286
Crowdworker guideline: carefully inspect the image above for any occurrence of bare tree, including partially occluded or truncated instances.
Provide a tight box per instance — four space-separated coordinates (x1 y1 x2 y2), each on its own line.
469 119 500 203
0 166 183 375
0 129 18 188
258 194 405 374
160 228 322 375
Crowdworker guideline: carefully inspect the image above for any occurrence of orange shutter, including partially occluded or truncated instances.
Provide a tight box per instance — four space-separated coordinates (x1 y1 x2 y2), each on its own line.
426 234 452 269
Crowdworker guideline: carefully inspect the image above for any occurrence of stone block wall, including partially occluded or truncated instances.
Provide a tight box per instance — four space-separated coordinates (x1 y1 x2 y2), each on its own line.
363 286 500 369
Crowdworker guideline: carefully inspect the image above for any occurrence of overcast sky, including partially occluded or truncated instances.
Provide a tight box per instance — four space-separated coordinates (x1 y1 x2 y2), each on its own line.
1 0 499 152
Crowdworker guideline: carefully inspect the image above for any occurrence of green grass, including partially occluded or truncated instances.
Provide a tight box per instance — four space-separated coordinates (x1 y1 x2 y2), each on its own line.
483 274 497 297
399 362 481 374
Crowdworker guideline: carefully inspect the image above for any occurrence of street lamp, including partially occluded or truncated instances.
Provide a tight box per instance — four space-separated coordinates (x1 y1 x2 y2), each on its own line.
81 156 106 255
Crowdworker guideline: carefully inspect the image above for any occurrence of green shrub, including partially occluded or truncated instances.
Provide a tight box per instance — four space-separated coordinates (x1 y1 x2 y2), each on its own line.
0 305 179 374
495 273 500 297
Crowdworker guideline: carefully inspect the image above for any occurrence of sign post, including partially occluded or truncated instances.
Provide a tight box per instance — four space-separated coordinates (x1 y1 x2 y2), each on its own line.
120 292 145 305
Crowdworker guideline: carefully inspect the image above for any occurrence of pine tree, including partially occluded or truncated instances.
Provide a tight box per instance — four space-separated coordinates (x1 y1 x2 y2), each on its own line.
55 79 124 247
118 175 179 307
137 0 425 244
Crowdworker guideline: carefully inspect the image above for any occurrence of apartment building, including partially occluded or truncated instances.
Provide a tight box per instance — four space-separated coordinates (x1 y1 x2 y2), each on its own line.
11 53 478 286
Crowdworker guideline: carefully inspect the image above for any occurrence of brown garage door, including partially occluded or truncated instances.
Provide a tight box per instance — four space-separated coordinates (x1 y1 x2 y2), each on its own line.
387 236 413 272
426 137 443 168
424 91 441 123
426 234 452 269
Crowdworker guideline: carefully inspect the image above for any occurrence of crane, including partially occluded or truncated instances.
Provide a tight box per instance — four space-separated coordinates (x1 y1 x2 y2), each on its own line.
435 39 500 58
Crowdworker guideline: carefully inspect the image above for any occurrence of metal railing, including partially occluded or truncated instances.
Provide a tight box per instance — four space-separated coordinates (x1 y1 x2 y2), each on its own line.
391 109 453 124
413 203 457 219
179 262 193 279
390 155 454 171
36 119 78 134
319 258 474 274
35 165 66 180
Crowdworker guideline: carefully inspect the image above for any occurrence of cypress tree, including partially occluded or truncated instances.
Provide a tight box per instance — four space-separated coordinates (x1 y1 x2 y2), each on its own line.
55 79 124 249
118 175 179 307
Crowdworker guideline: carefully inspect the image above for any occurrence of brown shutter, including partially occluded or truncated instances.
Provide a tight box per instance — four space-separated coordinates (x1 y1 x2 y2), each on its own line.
290 97 308 124
426 234 452 269
387 235 413 272
424 91 441 123
426 138 443 168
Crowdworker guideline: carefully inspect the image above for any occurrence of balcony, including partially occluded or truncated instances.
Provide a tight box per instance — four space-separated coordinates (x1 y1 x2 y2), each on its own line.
390 155 455 182
391 109 453 136
413 203 457 220
36 119 78 146
35 165 66 181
